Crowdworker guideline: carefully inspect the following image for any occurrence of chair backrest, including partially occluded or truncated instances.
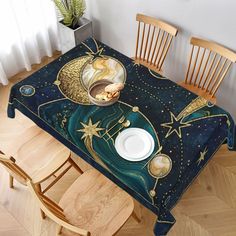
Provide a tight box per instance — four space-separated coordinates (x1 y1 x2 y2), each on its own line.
135 13 178 72
0 152 31 183
185 37 236 97
27 181 90 236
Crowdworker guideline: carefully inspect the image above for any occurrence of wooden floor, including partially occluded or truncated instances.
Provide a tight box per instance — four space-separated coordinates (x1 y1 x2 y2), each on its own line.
1 56 236 236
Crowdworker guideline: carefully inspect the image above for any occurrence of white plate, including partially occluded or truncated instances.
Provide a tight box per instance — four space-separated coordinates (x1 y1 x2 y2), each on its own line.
115 128 155 161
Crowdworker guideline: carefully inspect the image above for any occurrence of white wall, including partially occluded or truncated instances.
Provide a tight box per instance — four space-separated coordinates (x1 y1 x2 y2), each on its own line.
85 0 236 119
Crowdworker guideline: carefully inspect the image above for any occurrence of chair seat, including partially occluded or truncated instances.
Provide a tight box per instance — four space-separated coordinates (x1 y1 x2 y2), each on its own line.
0 111 30 157
178 81 217 104
59 169 134 236
2 125 71 184
133 58 163 75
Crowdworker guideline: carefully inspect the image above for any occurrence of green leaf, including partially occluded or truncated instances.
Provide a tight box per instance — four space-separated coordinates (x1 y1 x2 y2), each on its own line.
54 0 85 27
72 0 86 18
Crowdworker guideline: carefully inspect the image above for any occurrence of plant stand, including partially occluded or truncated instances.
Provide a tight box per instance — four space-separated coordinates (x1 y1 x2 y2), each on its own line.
58 17 93 54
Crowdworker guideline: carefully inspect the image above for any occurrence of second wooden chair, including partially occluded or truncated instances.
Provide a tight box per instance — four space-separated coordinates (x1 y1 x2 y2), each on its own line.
134 13 178 75
179 37 236 103
28 169 135 236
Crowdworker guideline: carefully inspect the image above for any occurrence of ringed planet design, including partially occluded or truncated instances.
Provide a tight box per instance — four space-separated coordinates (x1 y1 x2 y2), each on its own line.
148 154 172 199
148 154 172 178
19 85 35 97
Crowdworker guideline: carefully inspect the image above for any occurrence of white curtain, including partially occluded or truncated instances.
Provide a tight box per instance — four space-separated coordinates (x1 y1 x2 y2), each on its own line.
0 0 60 85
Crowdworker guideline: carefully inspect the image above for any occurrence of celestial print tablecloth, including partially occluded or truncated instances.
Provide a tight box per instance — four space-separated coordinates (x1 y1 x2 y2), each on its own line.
8 38 236 235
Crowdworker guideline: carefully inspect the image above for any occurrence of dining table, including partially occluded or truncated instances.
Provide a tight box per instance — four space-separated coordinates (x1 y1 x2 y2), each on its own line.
8 37 236 235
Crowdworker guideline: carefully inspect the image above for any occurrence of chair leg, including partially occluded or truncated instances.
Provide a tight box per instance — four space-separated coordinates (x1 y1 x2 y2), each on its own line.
35 184 46 220
9 175 14 189
132 210 142 223
56 225 63 235
68 157 83 174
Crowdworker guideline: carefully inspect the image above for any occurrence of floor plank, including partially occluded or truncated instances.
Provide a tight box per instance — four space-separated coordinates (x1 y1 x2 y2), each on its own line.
0 204 30 236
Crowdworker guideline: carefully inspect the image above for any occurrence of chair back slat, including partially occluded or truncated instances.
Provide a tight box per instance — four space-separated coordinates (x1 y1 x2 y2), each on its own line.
150 28 161 64
40 192 68 222
212 62 232 96
143 24 151 60
0 153 31 181
139 23 146 59
198 50 211 87
201 52 217 89
27 181 90 236
205 56 222 91
154 30 165 65
193 48 206 86
3 162 13 172
209 58 227 94
183 37 236 100
156 32 169 67
11 163 29 180
147 26 156 63
185 45 194 83
40 193 64 213
135 21 141 59
189 46 200 84
39 191 68 222
135 13 178 73
159 35 173 70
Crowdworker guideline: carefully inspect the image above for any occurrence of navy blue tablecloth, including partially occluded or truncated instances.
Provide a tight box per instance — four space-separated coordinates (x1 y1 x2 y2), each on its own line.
8 38 236 235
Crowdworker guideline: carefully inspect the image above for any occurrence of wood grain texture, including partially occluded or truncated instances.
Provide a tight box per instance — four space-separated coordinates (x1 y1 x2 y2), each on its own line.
1 54 236 236
0 125 72 183
0 205 31 236
179 37 236 103
136 14 178 36
134 13 178 75
59 169 134 236
28 168 134 236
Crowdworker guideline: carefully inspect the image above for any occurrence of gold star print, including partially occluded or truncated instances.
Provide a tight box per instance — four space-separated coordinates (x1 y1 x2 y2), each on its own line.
86 48 105 63
77 119 104 140
161 112 191 138
196 147 208 165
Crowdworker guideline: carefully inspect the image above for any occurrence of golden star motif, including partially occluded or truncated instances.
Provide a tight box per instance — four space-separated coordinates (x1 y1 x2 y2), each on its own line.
86 48 105 63
161 112 191 139
77 118 104 140
196 147 208 165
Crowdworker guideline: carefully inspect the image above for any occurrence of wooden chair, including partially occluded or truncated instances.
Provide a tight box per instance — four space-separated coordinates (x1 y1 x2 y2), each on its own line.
179 37 236 103
28 169 135 236
0 125 83 218
134 13 178 74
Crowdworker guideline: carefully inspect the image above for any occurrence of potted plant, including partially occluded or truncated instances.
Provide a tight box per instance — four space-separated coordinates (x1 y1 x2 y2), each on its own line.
54 0 93 53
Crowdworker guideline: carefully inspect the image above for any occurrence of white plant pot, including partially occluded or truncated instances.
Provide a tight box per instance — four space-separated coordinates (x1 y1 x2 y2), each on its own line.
58 17 93 54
